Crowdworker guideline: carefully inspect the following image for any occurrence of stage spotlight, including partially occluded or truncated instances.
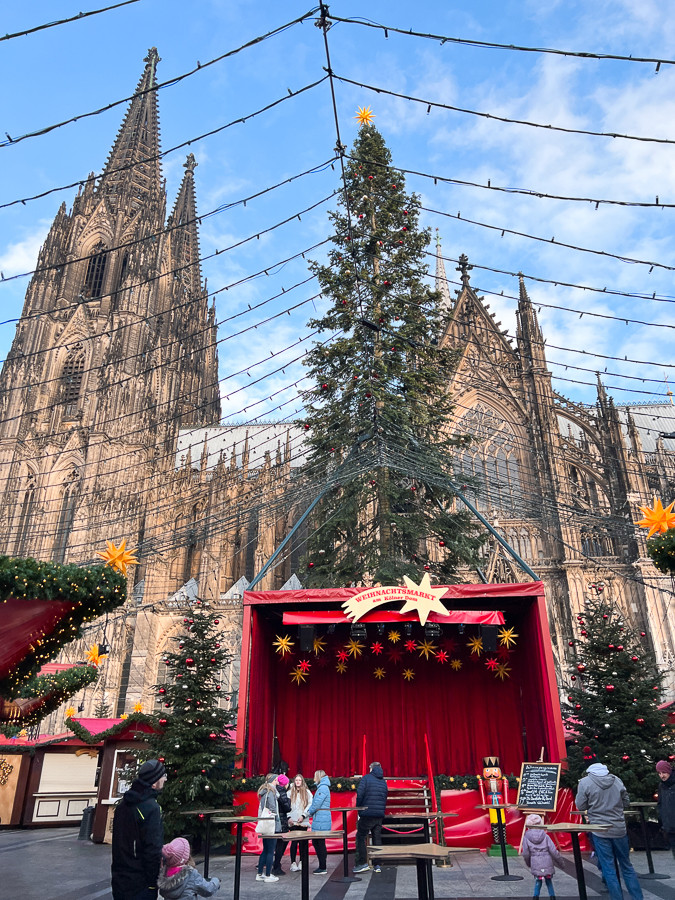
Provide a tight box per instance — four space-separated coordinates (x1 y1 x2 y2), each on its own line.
327 623 336 634
377 623 385 636
458 623 465 635
299 625 315 653
481 625 498 652
424 623 441 638
350 623 367 640
404 623 412 637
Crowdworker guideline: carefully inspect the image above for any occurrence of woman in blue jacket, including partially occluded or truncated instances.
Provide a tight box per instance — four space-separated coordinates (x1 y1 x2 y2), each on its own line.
304 770 331 875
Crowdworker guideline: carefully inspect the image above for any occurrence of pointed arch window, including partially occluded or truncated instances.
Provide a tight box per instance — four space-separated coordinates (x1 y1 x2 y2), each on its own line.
61 345 85 415
15 474 37 556
83 243 108 299
54 469 79 564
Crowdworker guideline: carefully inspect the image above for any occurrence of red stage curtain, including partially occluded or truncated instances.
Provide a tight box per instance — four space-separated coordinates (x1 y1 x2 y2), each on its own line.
247 608 552 778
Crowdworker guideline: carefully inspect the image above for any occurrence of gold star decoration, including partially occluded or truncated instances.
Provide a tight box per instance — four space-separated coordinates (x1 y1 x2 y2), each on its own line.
65 706 76 718
273 634 295 656
313 635 327 655
496 662 512 681
467 635 484 656
290 665 308 685
403 668 415 682
637 496 675 538
346 638 365 658
336 660 348 674
120 713 129 719
354 106 375 126
450 658 463 671
417 639 437 660
399 573 449 625
85 643 107 666
374 667 386 680
498 626 518 649
133 701 143 713
388 629 401 643
96 539 138 577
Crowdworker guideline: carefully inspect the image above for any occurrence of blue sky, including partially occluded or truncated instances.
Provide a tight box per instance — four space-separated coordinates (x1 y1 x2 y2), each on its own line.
2 0 675 425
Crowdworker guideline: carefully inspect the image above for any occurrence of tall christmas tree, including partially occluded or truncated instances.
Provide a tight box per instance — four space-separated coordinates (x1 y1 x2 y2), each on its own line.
300 111 481 586
562 592 669 799
145 601 238 842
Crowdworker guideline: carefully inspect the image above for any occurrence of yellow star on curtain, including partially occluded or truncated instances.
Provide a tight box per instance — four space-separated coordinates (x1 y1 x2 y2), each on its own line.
637 496 675 538
450 658 462 671
498 627 518 649
354 106 375 125
402 668 415 682
336 660 348 674
388 629 401 643
273 634 295 656
496 662 512 681
374 667 386 680
96 539 138 577
346 638 365 658
417 639 437 660
467 635 484 656
290 665 308 685
313 635 327 654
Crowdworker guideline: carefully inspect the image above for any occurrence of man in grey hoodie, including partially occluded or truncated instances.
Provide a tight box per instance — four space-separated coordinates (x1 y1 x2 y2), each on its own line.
575 761 643 900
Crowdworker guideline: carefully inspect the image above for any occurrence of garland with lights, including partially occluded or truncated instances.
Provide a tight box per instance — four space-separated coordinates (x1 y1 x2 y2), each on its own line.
0 666 100 730
233 773 519 794
646 529 675 575
0 555 127 698
66 711 158 743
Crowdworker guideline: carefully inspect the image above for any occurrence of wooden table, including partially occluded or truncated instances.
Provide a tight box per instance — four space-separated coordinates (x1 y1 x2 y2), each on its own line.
628 801 670 880
330 805 366 882
181 808 233 878
475 803 522 882
368 842 471 900
543 823 610 900
212 815 267 900
276 830 343 900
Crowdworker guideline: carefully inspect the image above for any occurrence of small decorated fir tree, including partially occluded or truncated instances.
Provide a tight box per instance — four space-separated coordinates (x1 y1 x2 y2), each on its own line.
300 114 482 586
145 601 238 842
562 593 669 799
94 699 111 718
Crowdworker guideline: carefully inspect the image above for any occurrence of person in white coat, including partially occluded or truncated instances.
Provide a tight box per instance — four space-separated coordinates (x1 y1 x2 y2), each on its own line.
288 774 313 872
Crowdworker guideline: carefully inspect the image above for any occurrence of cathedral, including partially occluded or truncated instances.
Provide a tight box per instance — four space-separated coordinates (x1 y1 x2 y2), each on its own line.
0 51 673 732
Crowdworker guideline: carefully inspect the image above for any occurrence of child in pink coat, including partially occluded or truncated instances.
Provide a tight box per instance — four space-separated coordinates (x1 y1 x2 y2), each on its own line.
521 814 563 898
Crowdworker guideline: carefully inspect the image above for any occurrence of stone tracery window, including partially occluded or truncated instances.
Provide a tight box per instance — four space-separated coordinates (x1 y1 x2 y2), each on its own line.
83 243 108 298
15 473 36 556
456 404 523 516
61 344 85 416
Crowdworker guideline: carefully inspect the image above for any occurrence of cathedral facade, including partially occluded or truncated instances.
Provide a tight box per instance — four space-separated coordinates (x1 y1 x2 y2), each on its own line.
0 52 672 732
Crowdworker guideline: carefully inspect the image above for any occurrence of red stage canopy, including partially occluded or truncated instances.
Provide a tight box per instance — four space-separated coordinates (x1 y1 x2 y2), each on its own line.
283 609 504 625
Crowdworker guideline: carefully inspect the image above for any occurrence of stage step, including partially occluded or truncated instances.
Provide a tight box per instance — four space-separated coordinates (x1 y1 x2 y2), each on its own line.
382 777 434 848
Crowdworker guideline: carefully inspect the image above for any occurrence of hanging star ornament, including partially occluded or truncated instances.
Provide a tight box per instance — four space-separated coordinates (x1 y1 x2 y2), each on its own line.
436 649 449 664
387 629 401 643
86 643 107 666
298 659 311 673
65 706 76 718
450 658 463 671
133 701 143 713
467 635 484 656
417 639 437 660
498 626 518 649
346 638 365 658
371 641 384 655
399 574 449 626
336 648 349 662
388 647 403 664
336 660 348 674
374 666 386 680
404 639 417 653
637 496 675 538
354 106 375 126
313 635 327 655
273 634 295 656
485 657 499 672
97 538 138 576
290 665 308 685
402 668 415 682
496 662 512 681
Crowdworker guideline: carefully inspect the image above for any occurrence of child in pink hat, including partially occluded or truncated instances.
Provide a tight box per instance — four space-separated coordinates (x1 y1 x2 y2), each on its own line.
521 814 563 898
158 837 221 899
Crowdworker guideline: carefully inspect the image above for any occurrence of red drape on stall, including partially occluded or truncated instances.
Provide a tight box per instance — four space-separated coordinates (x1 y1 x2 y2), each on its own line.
246 605 554 777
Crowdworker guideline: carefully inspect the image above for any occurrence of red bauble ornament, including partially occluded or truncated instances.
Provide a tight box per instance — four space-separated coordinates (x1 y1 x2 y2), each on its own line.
365 392 372 398
569 641 574 646
216 685 221 690
211 658 216 663
214 620 219 625
636 718 645 725
308 562 314 569
617 645 624 651
605 684 615 691
183 618 189 623
608 644 615 650
568 695 573 701
571 675 577 681
622 754 630 761
369 480 376 486
631 655 638 661
575 704 582 710
304 424 310 430
202 769 206 773
641 631 646 636
158 757 165 763
368 175 374 180
424 565 430 571
439 540 445 547
165 702 170 707
322 383 328 390
215 643 220 648
186 658 194 666
159 688 165 694
209 733 217 739
403 209 408 215
159 718 167 725
577 664 586 672
603 614 608 619
391 183 397 188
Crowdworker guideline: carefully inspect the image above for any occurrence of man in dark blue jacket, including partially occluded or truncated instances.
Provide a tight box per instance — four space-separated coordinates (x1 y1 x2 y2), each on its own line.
111 759 167 900
353 762 388 873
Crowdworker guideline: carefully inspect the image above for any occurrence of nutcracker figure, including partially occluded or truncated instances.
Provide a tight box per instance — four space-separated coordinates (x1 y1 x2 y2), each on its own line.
479 755 510 850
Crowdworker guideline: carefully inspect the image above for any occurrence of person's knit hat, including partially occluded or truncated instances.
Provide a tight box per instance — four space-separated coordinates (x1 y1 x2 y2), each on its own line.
525 814 543 827
277 774 290 787
162 837 190 867
656 760 673 775
137 759 166 786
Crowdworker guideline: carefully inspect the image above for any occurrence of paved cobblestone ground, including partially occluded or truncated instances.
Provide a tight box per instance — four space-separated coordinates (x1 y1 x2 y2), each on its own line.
1 828 673 900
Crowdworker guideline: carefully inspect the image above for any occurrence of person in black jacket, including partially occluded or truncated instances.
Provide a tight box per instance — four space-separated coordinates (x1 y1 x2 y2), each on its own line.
656 760 675 858
111 759 167 900
272 774 292 875
353 762 388 874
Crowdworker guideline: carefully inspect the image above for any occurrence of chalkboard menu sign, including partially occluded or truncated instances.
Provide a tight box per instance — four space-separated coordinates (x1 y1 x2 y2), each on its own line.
516 762 561 812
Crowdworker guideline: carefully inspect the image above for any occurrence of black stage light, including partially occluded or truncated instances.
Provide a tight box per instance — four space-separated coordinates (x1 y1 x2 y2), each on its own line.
481 625 498 653
299 625 315 653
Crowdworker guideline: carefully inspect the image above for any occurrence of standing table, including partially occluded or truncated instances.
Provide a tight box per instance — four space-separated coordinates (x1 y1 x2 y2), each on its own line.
181 808 233 879
543 822 609 900
213 815 268 900
475 803 522 882
628 802 670 880
330 805 365 882
277 830 343 900
368 842 477 900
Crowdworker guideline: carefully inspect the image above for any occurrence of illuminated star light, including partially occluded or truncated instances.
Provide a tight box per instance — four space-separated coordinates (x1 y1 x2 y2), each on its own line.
467 635 484 656
450 658 463 671
346 638 365 658
336 660 348 674
496 662 512 681
354 106 376 126
637 496 675 538
96 538 138 577
85 643 107 666
388 629 401 643
336 649 349 663
313 635 327 655
298 659 311 673
273 634 295 656
485 657 499 672
399 573 449 626
404 639 417 653
133 701 143 713
290 665 308 685
371 641 384 656
388 648 403 664
417 639 437 660
436 650 449 664
498 626 518 649
403 668 415 682
374 667 386 680
65 706 76 718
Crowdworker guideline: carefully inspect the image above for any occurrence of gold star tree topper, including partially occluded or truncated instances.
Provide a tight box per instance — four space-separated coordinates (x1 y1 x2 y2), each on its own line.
97 539 138 577
355 106 375 126
637 496 675 538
